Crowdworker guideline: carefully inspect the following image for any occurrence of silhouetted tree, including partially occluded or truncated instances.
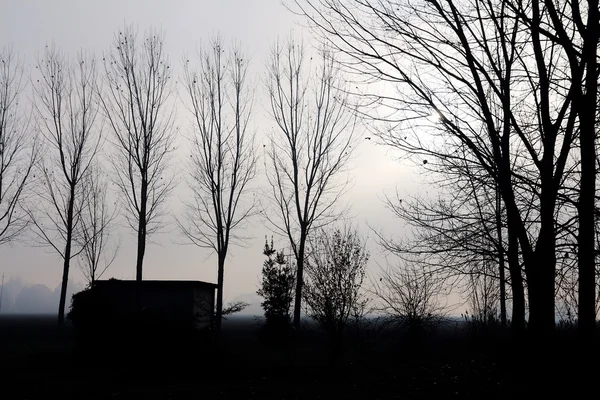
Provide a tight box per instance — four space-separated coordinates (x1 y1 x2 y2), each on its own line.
265 36 357 329
372 263 447 334
494 184 508 327
221 301 249 317
562 0 598 341
29 46 101 325
555 224 600 328
178 37 257 332
0 45 37 245
77 163 120 288
296 0 586 338
467 260 502 327
100 26 176 282
303 226 369 352
257 237 296 331
556 262 581 328
375 151 512 329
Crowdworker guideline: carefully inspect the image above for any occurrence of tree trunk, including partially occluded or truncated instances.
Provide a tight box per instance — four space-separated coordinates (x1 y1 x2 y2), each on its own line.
498 249 507 327
58 185 76 327
135 217 146 282
134 213 145 319
500 161 526 336
496 185 507 327
134 182 147 321
215 251 225 332
293 231 307 329
577 0 598 340
528 229 556 339
57 256 71 326
498 84 527 337
136 181 148 282
507 225 525 337
528 174 557 338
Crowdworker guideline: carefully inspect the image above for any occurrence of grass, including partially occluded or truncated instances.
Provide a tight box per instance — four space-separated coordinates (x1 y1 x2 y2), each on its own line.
0 314 596 399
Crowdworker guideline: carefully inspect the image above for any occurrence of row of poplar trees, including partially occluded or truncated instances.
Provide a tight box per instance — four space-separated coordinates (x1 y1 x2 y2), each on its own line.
2 0 599 344
0 26 357 333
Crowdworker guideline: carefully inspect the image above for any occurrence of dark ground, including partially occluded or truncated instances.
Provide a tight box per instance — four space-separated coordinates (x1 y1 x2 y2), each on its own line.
0 315 597 399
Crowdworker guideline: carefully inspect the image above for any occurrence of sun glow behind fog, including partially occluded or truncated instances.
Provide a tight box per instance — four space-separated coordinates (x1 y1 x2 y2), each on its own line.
428 111 443 122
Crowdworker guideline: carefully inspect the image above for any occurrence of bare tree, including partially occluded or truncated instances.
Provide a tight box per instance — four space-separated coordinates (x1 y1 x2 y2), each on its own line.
466 261 502 325
178 37 257 331
570 0 599 340
295 0 586 339
372 263 447 333
265 37 357 329
555 216 600 327
29 47 101 325
77 163 120 288
556 263 581 328
374 147 513 328
0 45 37 245
303 225 369 352
100 26 176 282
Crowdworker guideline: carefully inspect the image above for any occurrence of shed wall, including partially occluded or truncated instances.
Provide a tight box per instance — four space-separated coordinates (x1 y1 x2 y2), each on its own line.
193 287 215 329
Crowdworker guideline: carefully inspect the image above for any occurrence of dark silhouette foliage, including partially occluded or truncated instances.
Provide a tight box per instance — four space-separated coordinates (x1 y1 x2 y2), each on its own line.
67 286 111 332
257 237 295 333
372 264 446 347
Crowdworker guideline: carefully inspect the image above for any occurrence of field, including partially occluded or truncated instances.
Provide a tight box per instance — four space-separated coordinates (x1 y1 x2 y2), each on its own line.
0 315 594 399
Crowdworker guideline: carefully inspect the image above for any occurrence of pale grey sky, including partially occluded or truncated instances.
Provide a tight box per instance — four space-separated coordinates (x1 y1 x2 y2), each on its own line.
0 0 422 312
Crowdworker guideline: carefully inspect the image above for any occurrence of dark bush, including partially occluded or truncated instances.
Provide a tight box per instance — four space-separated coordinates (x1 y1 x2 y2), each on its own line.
67 287 114 331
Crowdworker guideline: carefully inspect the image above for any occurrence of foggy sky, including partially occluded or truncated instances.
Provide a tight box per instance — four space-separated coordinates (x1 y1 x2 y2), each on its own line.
0 0 421 313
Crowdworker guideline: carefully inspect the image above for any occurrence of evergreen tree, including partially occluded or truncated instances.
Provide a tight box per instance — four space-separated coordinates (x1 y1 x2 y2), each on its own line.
257 237 296 331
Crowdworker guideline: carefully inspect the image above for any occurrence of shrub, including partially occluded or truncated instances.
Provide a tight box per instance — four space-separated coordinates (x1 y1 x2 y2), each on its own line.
372 264 446 337
303 226 369 353
67 287 113 331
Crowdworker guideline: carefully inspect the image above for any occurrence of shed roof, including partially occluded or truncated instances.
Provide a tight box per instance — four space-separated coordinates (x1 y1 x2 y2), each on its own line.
93 279 218 290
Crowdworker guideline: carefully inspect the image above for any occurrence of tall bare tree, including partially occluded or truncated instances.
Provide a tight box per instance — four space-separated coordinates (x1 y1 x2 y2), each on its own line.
0 45 37 245
178 37 257 330
571 0 599 340
77 163 120 287
100 26 176 282
30 47 101 325
265 37 357 328
296 0 583 339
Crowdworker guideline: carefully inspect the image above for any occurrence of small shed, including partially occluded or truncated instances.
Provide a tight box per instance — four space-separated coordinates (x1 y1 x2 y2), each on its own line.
91 279 218 330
